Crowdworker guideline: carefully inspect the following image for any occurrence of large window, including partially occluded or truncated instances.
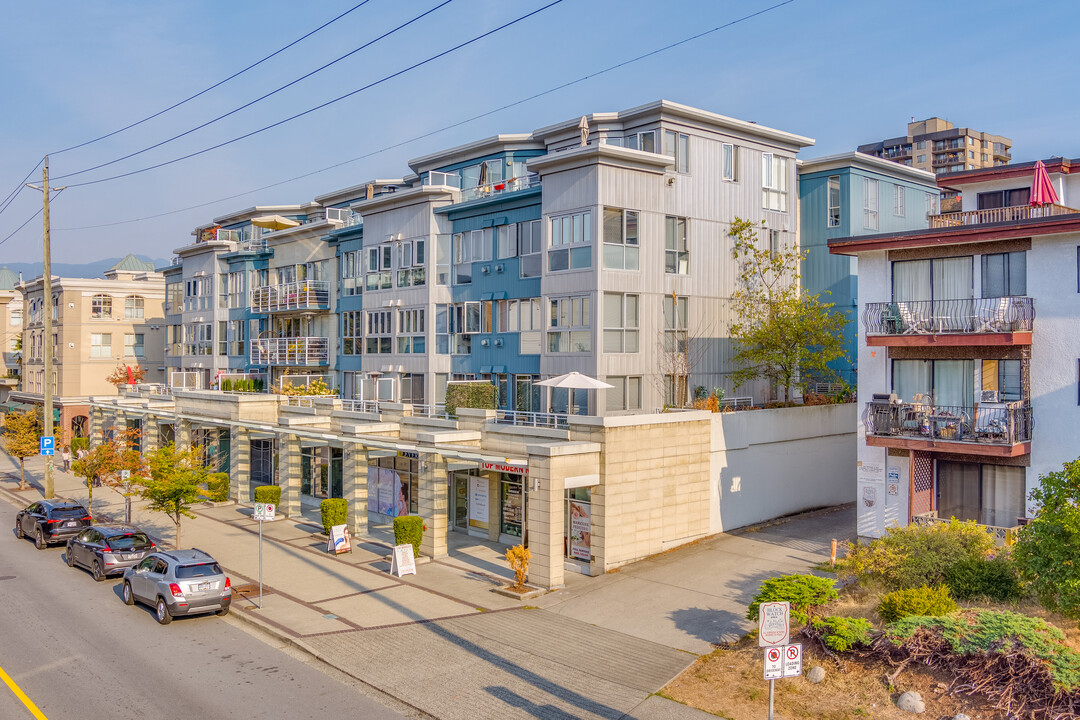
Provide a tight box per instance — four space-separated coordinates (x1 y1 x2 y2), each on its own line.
603 293 638 353
435 234 452 286
91 333 112 358
663 130 690 174
397 240 425 287
365 310 392 354
91 294 112 319
827 175 841 227
228 320 246 356
227 271 246 308
982 359 1022 402
981 252 1026 297
663 295 688 353
124 295 144 319
165 281 182 314
623 130 656 153
938 461 1025 528
548 296 591 352
366 245 393 290
496 224 517 260
605 376 642 411
517 220 542 278
340 250 361 297
124 333 144 357
453 229 490 284
864 178 879 230
761 153 789 211
548 210 592 272
341 311 362 355
602 208 639 270
397 308 425 354
665 216 689 274
722 143 739 181
977 187 1030 209
892 359 974 410
10 308 22 326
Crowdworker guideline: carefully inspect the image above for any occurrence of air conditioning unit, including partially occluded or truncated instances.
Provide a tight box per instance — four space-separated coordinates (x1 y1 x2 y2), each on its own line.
980 390 999 403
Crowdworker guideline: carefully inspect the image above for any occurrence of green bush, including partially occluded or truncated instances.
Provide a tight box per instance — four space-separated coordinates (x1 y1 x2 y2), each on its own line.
445 382 496 417
746 574 838 625
393 515 424 558
878 585 958 623
944 555 1023 601
320 498 348 534
205 472 229 502
838 519 994 591
810 616 874 653
70 437 89 455
253 484 281 505
1014 457 1080 618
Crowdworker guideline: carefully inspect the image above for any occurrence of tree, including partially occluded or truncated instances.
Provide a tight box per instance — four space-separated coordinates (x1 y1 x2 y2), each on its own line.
137 443 209 549
1013 457 1080 618
105 365 147 388
728 217 848 403
71 426 146 519
3 409 41 490
650 300 713 408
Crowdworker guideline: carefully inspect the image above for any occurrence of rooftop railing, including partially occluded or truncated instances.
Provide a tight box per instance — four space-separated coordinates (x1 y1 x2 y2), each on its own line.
929 203 1077 228
863 297 1034 336
492 409 569 429
458 174 541 203
250 337 329 367
340 398 382 414
863 400 1032 445
250 281 330 313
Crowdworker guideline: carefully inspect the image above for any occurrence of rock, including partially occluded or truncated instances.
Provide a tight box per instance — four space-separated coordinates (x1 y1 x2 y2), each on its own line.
807 666 826 684
896 691 925 714
953 715 970 720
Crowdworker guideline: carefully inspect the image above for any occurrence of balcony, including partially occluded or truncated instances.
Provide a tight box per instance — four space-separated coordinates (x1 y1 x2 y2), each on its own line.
250 281 330 314
457 174 541 204
863 297 1033 346
912 511 1019 546
863 400 1031 457
250 337 329 367
929 203 1076 228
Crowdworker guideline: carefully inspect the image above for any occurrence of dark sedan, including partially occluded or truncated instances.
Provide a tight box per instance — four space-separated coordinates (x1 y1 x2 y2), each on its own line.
66 525 156 581
15 500 92 549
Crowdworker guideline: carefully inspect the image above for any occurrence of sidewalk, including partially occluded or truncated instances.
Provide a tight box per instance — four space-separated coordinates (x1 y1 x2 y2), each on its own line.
0 452 852 719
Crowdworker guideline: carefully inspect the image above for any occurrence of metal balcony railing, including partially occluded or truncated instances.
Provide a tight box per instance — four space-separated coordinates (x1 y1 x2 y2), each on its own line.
912 511 1019 546
250 337 329 367
928 203 1077 228
458 174 541 203
492 409 569 429
863 297 1033 336
250 281 330 313
340 399 382 414
863 400 1032 445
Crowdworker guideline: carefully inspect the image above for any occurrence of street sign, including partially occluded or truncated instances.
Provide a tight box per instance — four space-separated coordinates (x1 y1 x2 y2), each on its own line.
758 601 791 647
783 643 803 677
253 503 276 522
763 646 783 680
120 469 131 480
40 436 55 456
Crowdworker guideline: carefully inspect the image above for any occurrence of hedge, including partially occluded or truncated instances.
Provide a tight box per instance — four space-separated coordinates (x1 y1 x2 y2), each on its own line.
205 472 230 502
70 437 89 455
320 498 348 534
878 585 958 623
746 574 838 625
253 484 281 505
394 515 424 558
445 382 496 417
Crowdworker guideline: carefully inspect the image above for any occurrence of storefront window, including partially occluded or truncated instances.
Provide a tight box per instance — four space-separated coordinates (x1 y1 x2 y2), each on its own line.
367 454 418 517
565 487 592 561
500 473 525 538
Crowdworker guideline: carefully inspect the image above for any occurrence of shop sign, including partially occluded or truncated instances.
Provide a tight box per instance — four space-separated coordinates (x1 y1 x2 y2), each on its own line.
397 450 419 459
469 475 489 528
757 601 790 647
327 524 352 555
569 500 591 561
481 461 528 475
390 544 416 577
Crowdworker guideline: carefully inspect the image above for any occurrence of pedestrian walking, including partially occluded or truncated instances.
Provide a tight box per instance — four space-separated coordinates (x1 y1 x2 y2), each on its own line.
61 446 71 472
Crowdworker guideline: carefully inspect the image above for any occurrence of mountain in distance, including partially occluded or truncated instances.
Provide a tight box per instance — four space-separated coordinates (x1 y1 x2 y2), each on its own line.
0 256 170 281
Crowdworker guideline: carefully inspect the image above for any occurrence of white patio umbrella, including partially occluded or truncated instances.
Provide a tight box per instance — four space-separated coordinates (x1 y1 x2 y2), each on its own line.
251 215 301 231
535 371 613 389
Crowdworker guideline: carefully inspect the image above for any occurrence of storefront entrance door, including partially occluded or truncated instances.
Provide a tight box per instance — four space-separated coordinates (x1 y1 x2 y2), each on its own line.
453 474 468 530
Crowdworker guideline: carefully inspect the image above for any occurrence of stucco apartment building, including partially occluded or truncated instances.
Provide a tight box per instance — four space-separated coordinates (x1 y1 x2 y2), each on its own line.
858 117 1011 176
15 255 166 442
0 267 24 403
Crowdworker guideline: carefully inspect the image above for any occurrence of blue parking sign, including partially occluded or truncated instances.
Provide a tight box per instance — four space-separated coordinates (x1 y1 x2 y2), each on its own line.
40 436 55 456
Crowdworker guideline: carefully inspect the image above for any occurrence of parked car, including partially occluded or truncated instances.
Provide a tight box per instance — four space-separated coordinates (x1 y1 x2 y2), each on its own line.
122 549 232 625
14 500 92 549
66 526 156 582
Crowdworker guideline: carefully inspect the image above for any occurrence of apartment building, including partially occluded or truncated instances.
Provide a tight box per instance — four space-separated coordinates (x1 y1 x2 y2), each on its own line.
858 117 1011 176
799 153 939 384
0 267 24 403
14 255 165 442
829 157 1079 540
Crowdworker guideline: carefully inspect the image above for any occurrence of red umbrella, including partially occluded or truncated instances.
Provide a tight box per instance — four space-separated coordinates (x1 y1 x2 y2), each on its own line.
126 365 134 384
1030 160 1059 207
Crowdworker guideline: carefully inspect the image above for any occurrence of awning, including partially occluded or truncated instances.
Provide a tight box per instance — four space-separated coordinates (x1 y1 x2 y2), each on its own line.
251 215 300 231
0 401 19 413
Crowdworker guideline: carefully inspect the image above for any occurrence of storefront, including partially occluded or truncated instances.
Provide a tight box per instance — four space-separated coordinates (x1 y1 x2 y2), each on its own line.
300 445 343 501
450 460 529 545
367 451 419 523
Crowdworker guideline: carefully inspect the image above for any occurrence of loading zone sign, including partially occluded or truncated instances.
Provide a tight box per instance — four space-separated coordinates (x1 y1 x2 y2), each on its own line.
763 646 783 680
764 643 803 680
783 643 803 677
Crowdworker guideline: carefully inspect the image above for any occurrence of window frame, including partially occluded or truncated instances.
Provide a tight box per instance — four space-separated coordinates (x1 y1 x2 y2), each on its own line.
864 177 879 230
548 210 593 272
602 293 639 353
894 185 905 217
547 295 591 353
602 208 639 271
91 294 112 319
722 143 739 182
664 216 689 274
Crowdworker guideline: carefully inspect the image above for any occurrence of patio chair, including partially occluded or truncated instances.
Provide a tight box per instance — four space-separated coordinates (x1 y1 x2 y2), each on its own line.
974 402 1008 441
896 302 930 334
974 297 1010 333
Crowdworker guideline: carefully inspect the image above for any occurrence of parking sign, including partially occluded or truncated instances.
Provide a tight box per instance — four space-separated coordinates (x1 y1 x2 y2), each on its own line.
763 646 783 680
254 503 276 522
783 643 803 677
40 436 55 456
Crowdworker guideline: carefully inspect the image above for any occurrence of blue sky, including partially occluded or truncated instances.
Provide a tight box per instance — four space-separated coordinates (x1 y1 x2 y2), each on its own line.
1 0 1077 263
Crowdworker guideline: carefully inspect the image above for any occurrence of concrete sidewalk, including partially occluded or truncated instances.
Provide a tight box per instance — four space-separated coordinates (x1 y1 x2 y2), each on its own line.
0 453 852 719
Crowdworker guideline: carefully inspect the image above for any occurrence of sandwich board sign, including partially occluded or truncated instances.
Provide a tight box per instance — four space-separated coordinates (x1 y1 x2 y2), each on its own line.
783 643 803 677
327 524 352 554
763 646 783 680
390 544 416 577
757 601 791 647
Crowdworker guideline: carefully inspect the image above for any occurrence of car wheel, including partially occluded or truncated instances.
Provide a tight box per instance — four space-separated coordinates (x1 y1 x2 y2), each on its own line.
122 581 135 606
15 521 23 539
215 604 230 617
155 597 172 625
34 529 46 550
66 548 75 567
92 561 105 582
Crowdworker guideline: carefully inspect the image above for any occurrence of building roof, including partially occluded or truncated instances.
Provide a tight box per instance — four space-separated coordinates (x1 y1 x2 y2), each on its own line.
0 267 18 290
107 254 155 273
798 151 938 186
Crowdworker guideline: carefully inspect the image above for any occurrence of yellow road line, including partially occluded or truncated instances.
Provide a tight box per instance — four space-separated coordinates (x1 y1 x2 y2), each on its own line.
0 665 48 720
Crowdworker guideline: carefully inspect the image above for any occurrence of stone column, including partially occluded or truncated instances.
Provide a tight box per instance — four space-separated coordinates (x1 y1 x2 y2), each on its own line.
417 452 448 558
175 419 192 451
141 419 160 456
343 442 369 538
88 407 105 446
230 427 251 503
278 433 302 519
487 472 501 543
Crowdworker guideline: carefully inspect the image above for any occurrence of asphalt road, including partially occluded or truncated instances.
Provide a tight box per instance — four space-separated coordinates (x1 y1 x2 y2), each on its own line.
0 500 406 720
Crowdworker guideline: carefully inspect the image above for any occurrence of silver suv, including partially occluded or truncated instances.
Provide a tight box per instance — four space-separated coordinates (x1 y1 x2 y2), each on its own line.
121 549 232 625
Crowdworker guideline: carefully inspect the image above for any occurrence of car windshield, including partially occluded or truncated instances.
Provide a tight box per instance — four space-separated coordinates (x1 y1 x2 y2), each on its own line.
106 533 151 551
175 563 221 579
51 508 87 518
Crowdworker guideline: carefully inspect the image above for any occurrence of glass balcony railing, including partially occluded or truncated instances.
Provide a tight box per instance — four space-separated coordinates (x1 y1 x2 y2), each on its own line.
457 174 541 203
250 337 329 367
250 281 330 313
863 297 1033 336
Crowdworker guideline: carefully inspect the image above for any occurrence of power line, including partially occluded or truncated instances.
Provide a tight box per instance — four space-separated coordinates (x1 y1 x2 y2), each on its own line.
0 208 43 248
0 157 45 220
59 0 566 190
52 0 455 181
50 1 374 156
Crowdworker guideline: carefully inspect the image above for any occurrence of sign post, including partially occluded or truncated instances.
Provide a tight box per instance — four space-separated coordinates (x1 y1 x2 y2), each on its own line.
253 502 276 608
758 601 791 720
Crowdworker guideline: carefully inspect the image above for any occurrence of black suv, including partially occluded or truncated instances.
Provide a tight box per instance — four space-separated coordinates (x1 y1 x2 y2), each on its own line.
15 500 92 549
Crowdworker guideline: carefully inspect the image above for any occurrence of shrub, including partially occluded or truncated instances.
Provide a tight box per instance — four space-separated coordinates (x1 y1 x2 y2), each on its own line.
506 544 531 590
253 484 281 505
204 472 229 502
320 498 348 534
746 574 838 625
393 515 424 558
838 519 994 590
1014 457 1080 618
445 382 496 417
811 616 874 652
878 585 958 622
70 437 89 455
944 555 1023 601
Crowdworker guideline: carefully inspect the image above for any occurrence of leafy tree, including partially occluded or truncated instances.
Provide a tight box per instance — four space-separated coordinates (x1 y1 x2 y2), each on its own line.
105 365 147 388
1013 457 1080 618
137 443 209 549
728 217 848 403
70 426 146 518
3 409 41 490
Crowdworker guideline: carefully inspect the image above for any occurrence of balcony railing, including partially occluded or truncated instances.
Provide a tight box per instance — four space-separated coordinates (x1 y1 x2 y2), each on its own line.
863 400 1032 445
341 399 382 414
493 409 570 429
863 297 1033 336
928 203 1077 228
250 337 329 366
250 281 330 313
912 511 1019 546
458 174 541 203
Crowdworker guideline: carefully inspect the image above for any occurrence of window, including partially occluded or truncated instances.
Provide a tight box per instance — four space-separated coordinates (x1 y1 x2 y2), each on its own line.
452 229 491 284
761 153 789 211
496 298 541 333
663 295 688 353
937 461 1025 528
91 333 112 358
517 220 542 278
496 224 517 259
925 192 939 217
767 229 781 255
165 281 181 314
341 311 362 354
91 294 112 319
10 308 22 326
397 239 426 287
863 178 879 230
893 185 905 217
52 296 59 321
968 150 975 159
623 130 656 153
228 320 246 356
977 188 1031 210
548 210 592 271
218 274 228 309
547 296 591 352
982 252 1026 297
892 359 974 410
365 310 392 354
982 359 1022 402
917 154 926 164
605 376 642 411
123 295 144 320
124 333 144 357
185 323 212 355
603 293 638 353
340 250 360 297
602 208 639 270
827 175 841 227
445 302 481 354
664 216 689 274
663 130 690 173
982 153 989 163
435 234 451 285
366 245 393 290
217 321 228 355
917 141 925 150
722 143 739 181
397 308 425 354
227 271 246 308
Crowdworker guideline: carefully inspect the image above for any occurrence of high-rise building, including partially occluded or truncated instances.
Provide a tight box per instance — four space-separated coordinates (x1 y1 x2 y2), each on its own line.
858 117 1011 176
